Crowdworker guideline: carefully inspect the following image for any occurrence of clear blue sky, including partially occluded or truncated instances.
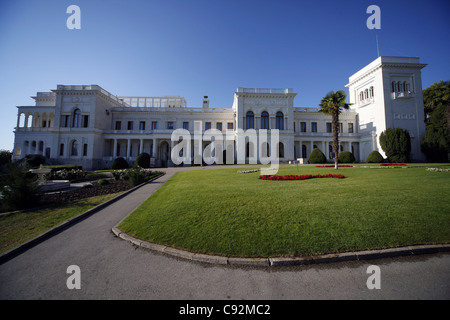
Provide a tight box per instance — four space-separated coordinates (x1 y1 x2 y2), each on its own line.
0 0 449 151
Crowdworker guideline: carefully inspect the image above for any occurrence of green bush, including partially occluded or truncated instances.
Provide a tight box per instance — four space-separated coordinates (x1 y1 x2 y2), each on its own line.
111 157 129 170
338 151 355 163
379 128 411 163
134 153 150 168
366 150 384 163
308 148 327 164
97 178 109 186
24 154 46 168
127 167 149 186
0 164 42 211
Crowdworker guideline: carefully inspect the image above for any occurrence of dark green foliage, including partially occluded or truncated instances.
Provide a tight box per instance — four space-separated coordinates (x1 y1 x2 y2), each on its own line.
421 104 450 162
23 154 46 168
308 148 327 164
366 150 384 163
0 150 12 167
126 167 149 186
379 128 411 163
338 151 355 163
423 80 450 122
134 153 150 168
97 178 109 186
0 164 42 211
111 157 129 170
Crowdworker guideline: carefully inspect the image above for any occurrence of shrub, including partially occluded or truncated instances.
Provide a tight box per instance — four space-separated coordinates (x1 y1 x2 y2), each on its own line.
0 164 42 211
338 151 355 163
126 167 150 186
97 178 109 185
111 157 129 170
24 154 46 168
135 153 151 168
366 150 384 163
379 128 411 163
308 148 327 164
46 169 86 182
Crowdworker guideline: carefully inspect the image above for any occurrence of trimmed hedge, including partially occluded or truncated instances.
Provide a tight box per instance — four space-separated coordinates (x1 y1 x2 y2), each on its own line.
111 157 129 170
366 150 384 163
135 153 150 168
338 151 355 163
308 148 327 164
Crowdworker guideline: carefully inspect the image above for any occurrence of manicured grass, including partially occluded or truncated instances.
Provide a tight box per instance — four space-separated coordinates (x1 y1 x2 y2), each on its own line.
0 193 122 254
118 165 450 258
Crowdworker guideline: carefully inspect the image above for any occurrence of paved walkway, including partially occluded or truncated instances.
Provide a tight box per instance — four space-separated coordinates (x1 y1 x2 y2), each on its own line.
0 167 449 299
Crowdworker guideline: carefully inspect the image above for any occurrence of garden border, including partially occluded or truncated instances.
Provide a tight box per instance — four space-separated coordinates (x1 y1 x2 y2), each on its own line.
111 226 450 267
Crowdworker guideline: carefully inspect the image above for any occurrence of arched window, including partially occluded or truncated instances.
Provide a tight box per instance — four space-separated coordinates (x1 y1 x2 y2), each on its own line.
73 109 81 128
261 111 269 129
397 82 402 92
364 89 369 99
403 81 407 92
359 92 364 101
276 111 284 130
392 81 396 93
369 86 374 98
246 111 254 129
71 140 78 156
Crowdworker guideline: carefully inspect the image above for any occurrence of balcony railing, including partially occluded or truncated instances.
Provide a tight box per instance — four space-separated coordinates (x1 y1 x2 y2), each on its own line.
391 91 415 99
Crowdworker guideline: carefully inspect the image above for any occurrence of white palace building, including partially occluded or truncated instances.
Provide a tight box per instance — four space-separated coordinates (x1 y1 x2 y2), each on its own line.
12 56 427 170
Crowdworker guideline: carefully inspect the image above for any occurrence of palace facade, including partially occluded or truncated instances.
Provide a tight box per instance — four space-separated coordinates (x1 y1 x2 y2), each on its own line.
12 56 427 170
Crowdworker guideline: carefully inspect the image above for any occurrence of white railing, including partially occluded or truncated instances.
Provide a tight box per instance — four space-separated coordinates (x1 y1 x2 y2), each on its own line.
236 88 293 94
391 91 415 99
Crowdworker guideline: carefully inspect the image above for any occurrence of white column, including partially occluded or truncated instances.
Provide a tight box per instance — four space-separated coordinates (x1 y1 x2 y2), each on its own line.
139 139 144 155
126 139 131 159
152 139 156 157
113 139 117 158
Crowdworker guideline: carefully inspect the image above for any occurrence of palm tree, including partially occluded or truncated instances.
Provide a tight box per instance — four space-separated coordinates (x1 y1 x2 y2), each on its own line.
318 90 350 170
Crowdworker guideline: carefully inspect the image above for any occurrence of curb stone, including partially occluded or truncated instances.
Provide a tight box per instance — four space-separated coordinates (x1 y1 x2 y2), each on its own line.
111 226 450 267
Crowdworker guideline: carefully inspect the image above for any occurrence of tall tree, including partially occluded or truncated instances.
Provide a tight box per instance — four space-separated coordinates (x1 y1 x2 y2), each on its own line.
318 91 350 169
423 80 450 122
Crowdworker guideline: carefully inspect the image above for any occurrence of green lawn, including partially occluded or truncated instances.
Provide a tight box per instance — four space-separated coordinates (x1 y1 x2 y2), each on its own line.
118 165 450 258
0 193 122 254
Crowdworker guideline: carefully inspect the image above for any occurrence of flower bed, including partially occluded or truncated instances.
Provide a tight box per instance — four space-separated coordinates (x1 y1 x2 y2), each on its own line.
380 163 406 166
316 165 353 168
259 174 345 181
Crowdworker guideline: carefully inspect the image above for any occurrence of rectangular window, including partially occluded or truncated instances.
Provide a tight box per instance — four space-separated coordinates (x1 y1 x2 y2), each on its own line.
83 115 89 128
216 122 222 131
115 121 121 130
326 122 332 133
348 123 354 133
83 144 88 156
183 122 189 130
300 122 306 132
151 121 157 130
139 121 145 130
63 115 70 128
167 121 174 130
59 144 64 156
339 123 343 133
227 122 233 130
311 122 317 133
205 122 211 130
127 121 133 130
